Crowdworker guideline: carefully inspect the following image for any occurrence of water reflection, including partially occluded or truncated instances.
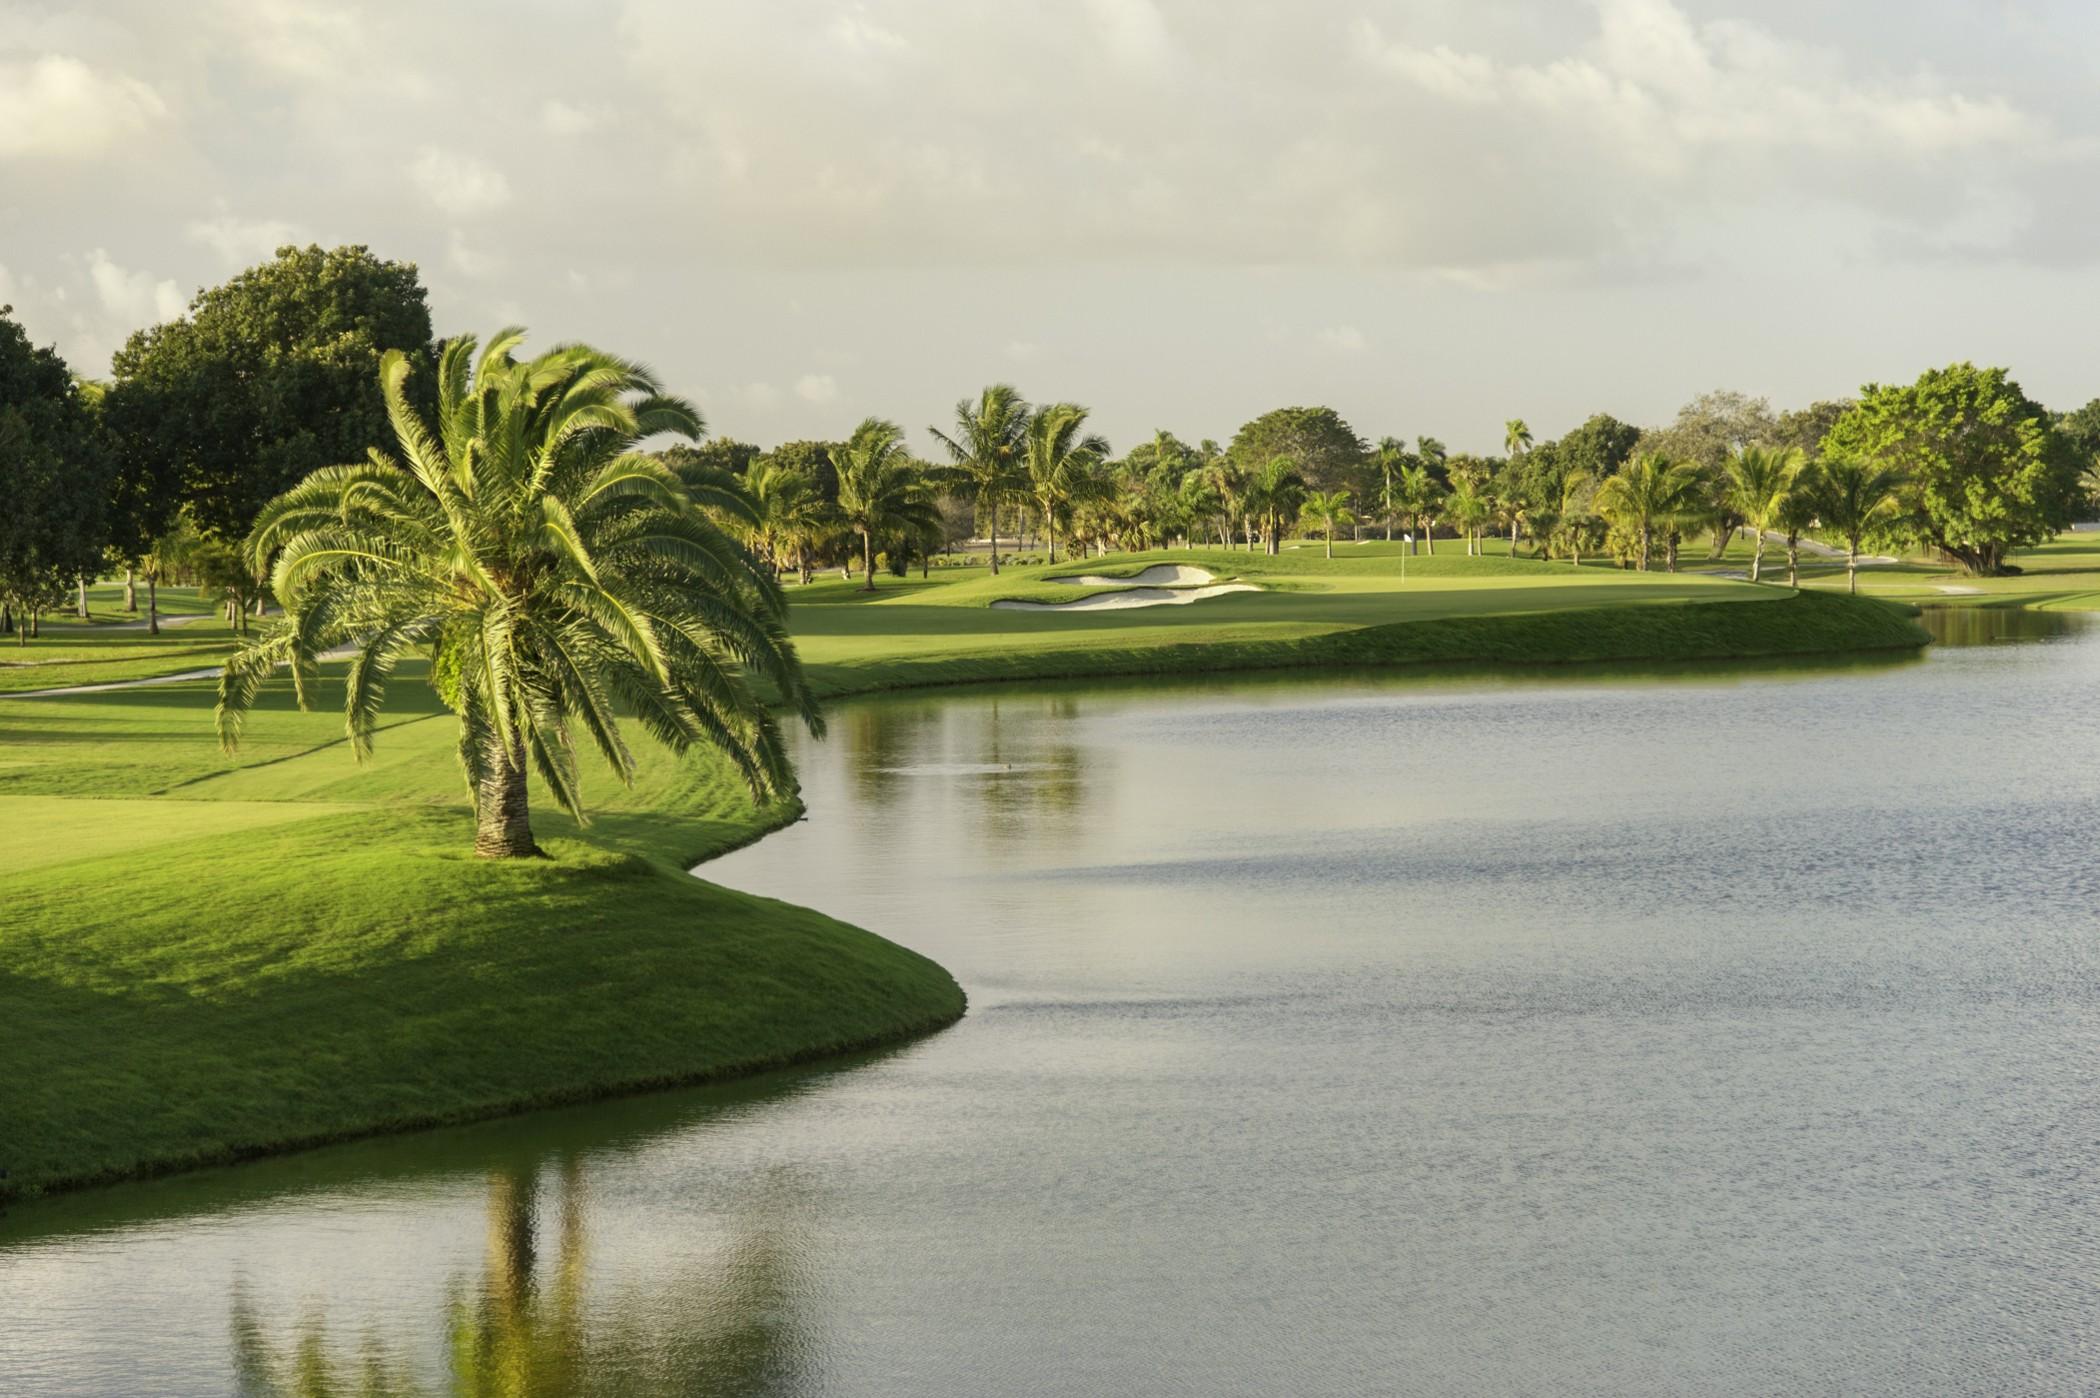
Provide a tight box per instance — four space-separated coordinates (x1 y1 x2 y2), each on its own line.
1917 603 2082 647
225 1159 812 1397
838 690 1091 844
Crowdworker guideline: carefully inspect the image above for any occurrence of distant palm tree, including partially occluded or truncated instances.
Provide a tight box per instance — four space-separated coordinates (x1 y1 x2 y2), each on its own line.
1722 444 1804 583
1024 403 1110 563
1503 418 1533 460
929 384 1029 574
1773 459 1823 587
1374 436 1408 541
1551 468 1594 568
742 459 834 583
1397 461 1438 556
1243 455 1308 555
1446 482 1489 556
217 329 820 859
1810 457 1905 594
1300 489 1356 558
1593 452 1700 572
835 418 941 592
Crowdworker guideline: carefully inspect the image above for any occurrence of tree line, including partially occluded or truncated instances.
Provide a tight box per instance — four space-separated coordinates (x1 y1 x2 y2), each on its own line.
5 243 2100 644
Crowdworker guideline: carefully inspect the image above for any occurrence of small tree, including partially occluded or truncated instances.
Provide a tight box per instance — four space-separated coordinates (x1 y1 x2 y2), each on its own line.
1593 453 1700 572
1810 458 1905 594
835 420 941 591
1299 490 1355 558
1722 445 1805 583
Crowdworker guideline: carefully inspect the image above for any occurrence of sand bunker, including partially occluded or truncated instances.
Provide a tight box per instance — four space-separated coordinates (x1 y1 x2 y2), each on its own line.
1047 564 1220 588
992 567 1262 612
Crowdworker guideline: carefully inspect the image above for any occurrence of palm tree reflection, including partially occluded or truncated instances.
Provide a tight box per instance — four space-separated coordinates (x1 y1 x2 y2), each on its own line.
230 1157 812 1396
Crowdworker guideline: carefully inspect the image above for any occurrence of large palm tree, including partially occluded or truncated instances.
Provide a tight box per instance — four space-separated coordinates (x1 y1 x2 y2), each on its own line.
1593 452 1700 572
1374 436 1408 541
834 418 941 592
216 329 821 859
1023 403 1110 563
929 384 1029 574
1811 457 1905 594
1300 489 1356 558
1723 444 1804 583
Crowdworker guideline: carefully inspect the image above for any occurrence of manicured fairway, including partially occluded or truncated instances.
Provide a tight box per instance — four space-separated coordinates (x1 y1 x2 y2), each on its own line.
0 543 1931 1200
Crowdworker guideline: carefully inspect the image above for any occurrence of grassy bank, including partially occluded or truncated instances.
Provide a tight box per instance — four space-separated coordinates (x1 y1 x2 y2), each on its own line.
0 672 965 1201
1 546 1926 1202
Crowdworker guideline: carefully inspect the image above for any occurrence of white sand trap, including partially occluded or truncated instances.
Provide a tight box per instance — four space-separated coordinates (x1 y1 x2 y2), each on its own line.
1935 585 1986 595
993 583 1261 612
1049 564 1220 587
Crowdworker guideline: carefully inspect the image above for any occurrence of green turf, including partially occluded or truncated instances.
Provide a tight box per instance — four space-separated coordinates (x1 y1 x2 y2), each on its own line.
0 538 1937 1202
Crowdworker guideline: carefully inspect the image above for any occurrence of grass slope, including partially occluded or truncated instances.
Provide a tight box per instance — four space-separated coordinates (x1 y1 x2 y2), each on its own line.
0 670 964 1201
1 543 1931 1201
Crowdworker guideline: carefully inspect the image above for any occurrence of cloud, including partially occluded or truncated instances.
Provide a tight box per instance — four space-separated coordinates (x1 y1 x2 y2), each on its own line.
86 249 185 324
1318 325 1368 353
186 214 308 266
445 230 505 281
794 373 839 404
827 6 907 55
407 147 513 218
0 55 166 159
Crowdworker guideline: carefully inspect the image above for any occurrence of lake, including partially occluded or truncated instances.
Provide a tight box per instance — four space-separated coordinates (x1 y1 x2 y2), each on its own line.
6 610 2099 1394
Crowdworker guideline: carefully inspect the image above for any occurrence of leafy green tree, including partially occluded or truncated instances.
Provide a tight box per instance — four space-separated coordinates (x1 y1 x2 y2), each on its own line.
835 418 941 591
1023 403 1110 563
1548 468 1600 568
1641 390 1776 556
662 437 761 483
1243 455 1309 555
0 307 108 643
1229 407 1367 493
106 244 433 542
1809 458 1906 594
1299 489 1355 558
1722 445 1805 583
1594 452 1700 571
929 384 1030 573
1822 363 2077 575
217 328 819 860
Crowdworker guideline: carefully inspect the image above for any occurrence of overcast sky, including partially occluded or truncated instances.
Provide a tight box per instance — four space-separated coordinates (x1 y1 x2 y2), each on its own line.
3 0 2096 454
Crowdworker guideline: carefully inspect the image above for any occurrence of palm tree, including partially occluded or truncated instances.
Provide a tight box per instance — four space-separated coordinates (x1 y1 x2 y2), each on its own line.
1592 452 1700 572
1243 455 1308 555
1300 489 1355 558
216 329 820 859
1446 482 1489 556
1502 418 1533 551
1723 444 1804 583
1395 462 1437 556
1773 460 1822 587
742 460 833 583
1551 468 1594 568
1374 436 1408 541
1811 457 1905 594
929 384 1028 574
834 418 941 592
1023 403 1110 563
1195 448 1242 548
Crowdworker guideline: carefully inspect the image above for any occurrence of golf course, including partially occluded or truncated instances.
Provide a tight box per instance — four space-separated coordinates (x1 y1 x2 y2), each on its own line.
0 539 1947 1200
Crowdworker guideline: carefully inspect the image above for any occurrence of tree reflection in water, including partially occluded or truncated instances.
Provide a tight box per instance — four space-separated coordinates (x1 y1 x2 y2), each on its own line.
229 1157 812 1397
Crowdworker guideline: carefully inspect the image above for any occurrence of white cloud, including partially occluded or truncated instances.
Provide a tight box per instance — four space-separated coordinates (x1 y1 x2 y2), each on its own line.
1004 339 1042 361
85 249 184 324
408 148 513 218
827 6 907 54
186 214 308 266
0 55 165 159
1084 0 1174 69
1318 325 1368 353
794 373 839 404
445 230 505 281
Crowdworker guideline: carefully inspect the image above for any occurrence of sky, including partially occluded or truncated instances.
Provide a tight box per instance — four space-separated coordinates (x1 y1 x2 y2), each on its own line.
3 0 2098 455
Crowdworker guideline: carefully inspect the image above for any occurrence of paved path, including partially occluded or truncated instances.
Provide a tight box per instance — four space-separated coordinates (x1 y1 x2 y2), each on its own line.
7 645 358 700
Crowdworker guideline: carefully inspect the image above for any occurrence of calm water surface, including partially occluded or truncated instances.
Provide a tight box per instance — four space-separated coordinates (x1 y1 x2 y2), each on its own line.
7 611 2100 1394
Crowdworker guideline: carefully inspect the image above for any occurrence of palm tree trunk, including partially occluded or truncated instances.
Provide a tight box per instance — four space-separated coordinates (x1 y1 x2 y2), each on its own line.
862 528 878 592
1750 535 1763 583
124 567 136 612
1849 544 1859 595
1325 529 1333 559
147 576 159 635
474 734 539 859
1639 525 1651 571
987 499 1000 575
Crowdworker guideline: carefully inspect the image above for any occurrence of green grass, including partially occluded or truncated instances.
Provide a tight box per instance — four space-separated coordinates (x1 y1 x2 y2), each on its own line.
0 539 1935 1202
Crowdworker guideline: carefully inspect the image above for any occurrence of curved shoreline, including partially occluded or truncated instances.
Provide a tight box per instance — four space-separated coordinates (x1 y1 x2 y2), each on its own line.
1 589 1924 1205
